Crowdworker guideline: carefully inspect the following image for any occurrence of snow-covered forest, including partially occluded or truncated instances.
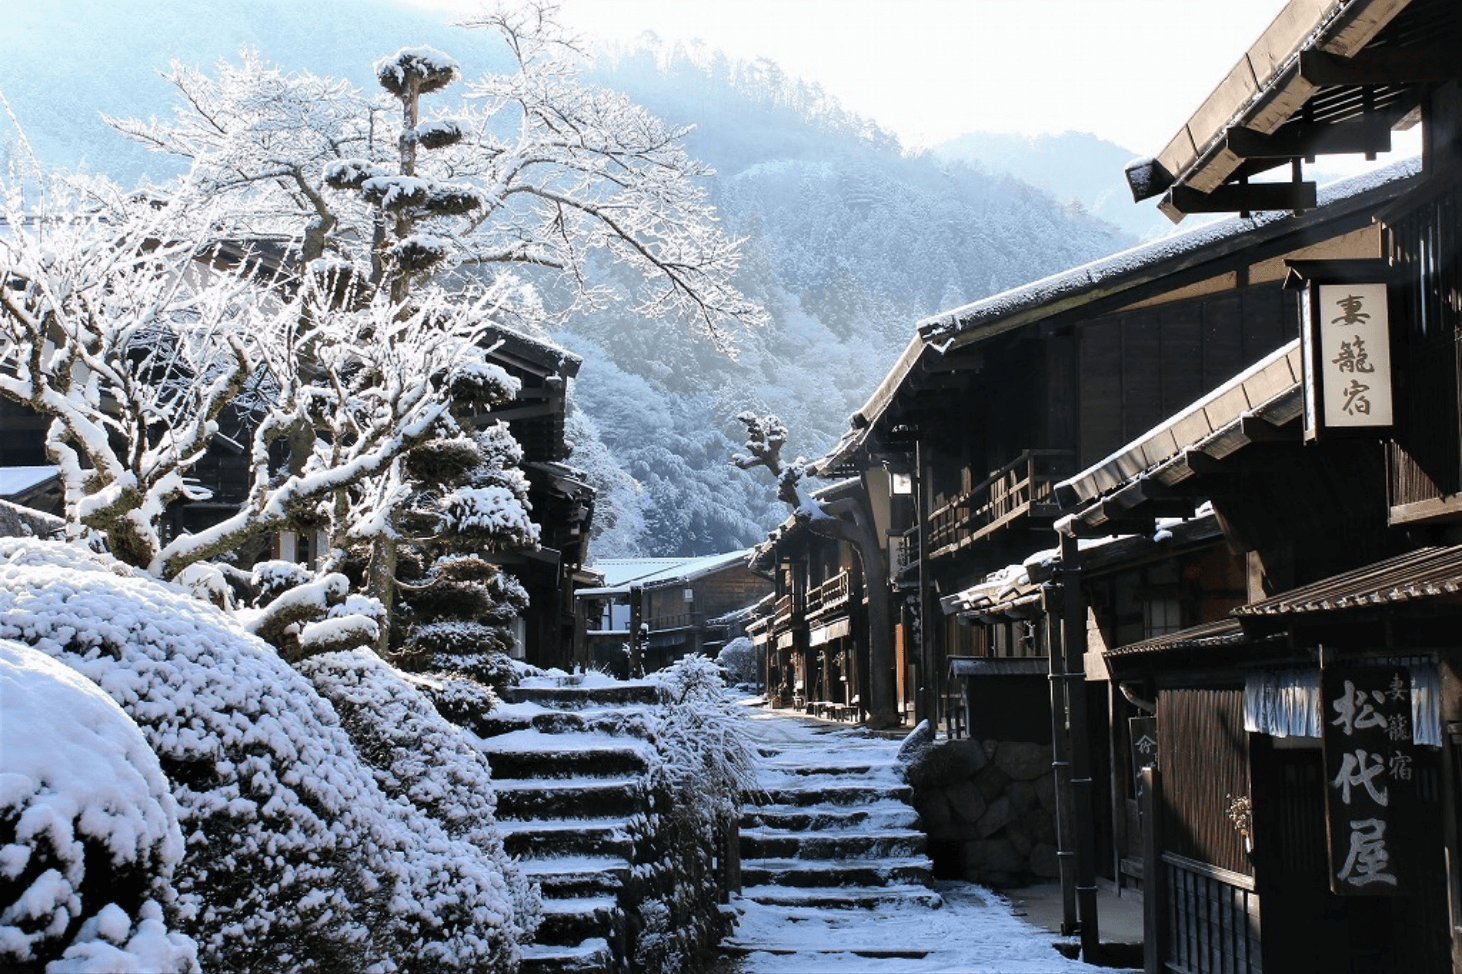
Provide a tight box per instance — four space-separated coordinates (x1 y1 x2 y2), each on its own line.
0 0 1134 559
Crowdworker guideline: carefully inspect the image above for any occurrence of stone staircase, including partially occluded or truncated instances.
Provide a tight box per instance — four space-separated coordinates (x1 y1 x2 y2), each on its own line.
722 713 944 961
476 679 667 974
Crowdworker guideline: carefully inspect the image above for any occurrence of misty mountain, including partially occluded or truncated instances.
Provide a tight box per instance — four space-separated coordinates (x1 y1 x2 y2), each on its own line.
1 1 1136 558
931 131 1173 241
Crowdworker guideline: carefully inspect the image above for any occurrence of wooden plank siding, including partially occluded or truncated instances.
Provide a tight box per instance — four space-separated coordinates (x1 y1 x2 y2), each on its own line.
1076 285 1296 469
1158 688 1261 974
1388 180 1462 514
1157 688 1253 877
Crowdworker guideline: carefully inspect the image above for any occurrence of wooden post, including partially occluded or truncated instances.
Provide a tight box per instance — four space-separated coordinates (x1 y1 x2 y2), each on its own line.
1044 593 1079 936
916 440 939 732
628 585 644 678
1142 766 1164 974
1060 531 1100 958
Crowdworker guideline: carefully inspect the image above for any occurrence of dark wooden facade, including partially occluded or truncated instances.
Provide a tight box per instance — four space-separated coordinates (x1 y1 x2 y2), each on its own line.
1052 1 1462 969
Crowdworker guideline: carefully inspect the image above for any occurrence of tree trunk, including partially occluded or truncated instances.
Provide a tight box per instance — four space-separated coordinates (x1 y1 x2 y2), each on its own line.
366 529 399 656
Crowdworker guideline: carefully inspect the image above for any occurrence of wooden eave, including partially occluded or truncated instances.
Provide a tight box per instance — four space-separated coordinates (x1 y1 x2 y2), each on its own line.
1141 0 1458 221
1234 544 1462 631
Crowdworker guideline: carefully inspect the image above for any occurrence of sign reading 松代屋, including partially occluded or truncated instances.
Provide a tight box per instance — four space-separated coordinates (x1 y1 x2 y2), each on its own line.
1321 664 1414 895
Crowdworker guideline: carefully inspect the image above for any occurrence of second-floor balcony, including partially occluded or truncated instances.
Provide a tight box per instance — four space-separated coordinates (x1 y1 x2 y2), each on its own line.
806 569 853 620
772 593 802 631
645 610 705 632
928 450 1074 559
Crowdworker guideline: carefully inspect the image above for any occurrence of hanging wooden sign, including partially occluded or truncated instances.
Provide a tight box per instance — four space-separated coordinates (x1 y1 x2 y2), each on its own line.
1321 664 1414 895
1287 259 1396 440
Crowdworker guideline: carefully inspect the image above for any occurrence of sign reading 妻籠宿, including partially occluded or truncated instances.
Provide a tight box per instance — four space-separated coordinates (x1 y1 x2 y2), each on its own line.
1321 664 1414 895
1310 282 1393 432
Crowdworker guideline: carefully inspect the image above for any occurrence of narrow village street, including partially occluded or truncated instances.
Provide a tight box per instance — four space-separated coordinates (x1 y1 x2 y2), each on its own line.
713 702 1116 973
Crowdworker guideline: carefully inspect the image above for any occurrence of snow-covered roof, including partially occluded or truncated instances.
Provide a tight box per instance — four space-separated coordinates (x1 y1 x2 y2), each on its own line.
0 466 59 497
917 158 1419 348
816 158 1419 474
578 550 753 597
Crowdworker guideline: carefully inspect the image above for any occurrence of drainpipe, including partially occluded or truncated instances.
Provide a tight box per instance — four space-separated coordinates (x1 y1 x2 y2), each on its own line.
1060 531 1100 958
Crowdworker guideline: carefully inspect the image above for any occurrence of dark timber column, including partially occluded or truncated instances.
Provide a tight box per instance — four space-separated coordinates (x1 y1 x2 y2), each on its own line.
916 440 938 731
1045 596 1078 935
1060 531 1100 957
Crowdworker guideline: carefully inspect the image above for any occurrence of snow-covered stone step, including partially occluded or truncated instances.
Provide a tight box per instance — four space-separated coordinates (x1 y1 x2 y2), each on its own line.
519 854 631 899
497 816 641 859
759 759 900 777
720 941 933 960
519 936 614 974
494 775 646 820
738 883 945 910
478 731 652 779
740 855 934 889
758 782 914 806
742 801 921 832
739 827 927 861
534 895 624 948
504 682 668 709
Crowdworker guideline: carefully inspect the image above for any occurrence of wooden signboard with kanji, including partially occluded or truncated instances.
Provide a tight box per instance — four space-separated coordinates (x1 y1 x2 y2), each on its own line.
1321 664 1415 895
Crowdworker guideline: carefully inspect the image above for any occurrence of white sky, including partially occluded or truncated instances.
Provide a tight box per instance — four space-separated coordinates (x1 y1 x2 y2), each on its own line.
409 0 1294 153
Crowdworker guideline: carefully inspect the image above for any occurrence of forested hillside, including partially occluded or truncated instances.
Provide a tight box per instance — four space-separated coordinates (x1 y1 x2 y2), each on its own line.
0 1 1134 557
568 43 1133 554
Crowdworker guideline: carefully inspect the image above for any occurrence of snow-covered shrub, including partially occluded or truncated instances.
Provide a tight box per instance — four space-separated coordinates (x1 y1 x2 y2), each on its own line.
635 656 759 971
298 650 539 949
715 635 759 686
0 539 532 973
0 640 197 973
653 655 759 822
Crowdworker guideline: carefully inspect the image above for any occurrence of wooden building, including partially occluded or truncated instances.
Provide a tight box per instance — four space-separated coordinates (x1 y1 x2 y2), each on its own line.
747 480 876 719
1044 0 1462 970
749 7 1462 964
575 551 772 678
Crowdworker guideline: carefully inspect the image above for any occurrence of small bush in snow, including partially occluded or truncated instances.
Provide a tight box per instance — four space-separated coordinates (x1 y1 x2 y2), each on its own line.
716 635 760 686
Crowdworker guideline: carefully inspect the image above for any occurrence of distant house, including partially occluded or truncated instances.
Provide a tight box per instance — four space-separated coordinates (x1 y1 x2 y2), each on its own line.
575 551 772 677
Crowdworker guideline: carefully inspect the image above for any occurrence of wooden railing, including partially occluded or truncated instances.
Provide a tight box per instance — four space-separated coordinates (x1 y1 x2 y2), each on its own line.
806 570 852 619
772 594 802 631
646 611 704 631
1162 853 1261 974
927 450 1073 559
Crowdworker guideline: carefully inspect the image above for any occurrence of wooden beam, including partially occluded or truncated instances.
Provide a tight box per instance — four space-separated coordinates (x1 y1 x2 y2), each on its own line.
1226 116 1393 161
1167 180 1318 215
1238 415 1294 443
1299 47 1462 87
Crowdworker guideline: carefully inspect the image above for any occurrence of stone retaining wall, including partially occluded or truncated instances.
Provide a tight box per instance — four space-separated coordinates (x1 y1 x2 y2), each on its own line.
906 738 1061 885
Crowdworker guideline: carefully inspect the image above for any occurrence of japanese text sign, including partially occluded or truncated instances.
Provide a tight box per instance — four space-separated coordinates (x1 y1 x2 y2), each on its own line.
1321 665 1412 895
1316 283 1392 430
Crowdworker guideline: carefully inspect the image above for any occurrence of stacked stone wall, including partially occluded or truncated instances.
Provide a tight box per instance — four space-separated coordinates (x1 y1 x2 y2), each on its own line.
906 738 1061 885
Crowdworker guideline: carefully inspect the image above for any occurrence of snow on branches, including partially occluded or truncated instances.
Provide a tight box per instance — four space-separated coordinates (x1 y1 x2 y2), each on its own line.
0 175 511 583
107 1 766 349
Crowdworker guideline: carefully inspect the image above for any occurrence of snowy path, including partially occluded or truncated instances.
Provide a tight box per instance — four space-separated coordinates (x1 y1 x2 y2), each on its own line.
716 703 1096 973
